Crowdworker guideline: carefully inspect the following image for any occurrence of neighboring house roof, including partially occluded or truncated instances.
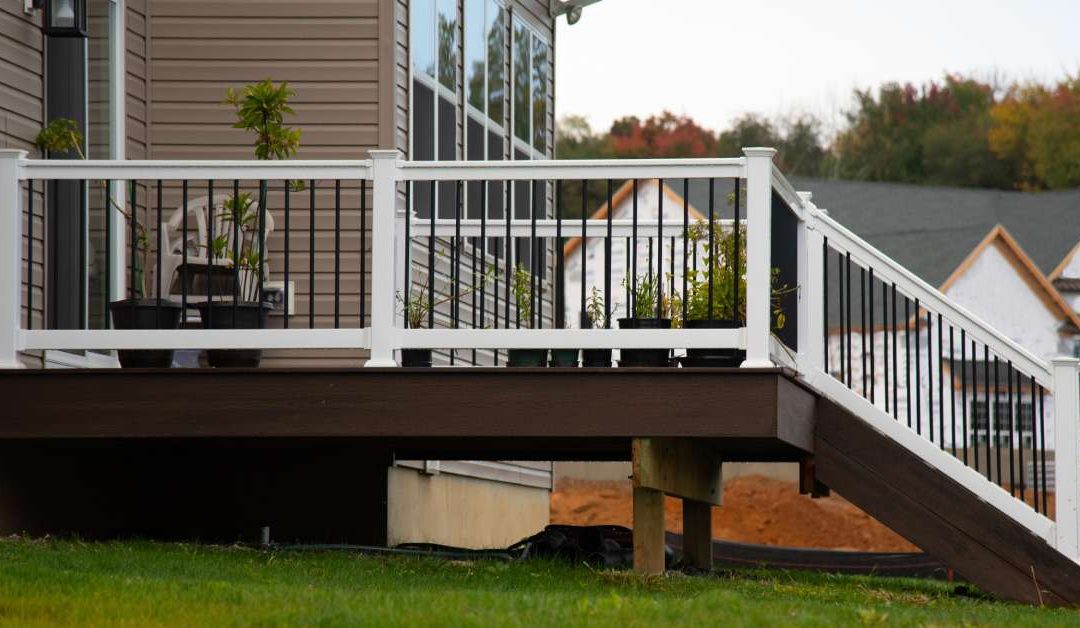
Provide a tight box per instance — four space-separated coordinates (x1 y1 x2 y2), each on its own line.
790 177 1080 288
938 224 1080 331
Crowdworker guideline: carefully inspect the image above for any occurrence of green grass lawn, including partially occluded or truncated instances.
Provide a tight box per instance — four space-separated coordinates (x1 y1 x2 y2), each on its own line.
0 539 1075 626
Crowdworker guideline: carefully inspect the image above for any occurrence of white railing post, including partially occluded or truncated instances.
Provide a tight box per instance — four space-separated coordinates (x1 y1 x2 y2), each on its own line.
741 147 776 368
1053 357 1080 560
797 193 824 372
366 150 402 367
0 150 26 369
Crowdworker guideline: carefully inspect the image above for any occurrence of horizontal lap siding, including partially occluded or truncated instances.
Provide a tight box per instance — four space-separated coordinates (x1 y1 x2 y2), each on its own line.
2 3 45 365
147 0 379 366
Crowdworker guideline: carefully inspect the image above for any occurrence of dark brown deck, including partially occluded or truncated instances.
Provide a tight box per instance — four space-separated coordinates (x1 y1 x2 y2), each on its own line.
0 367 815 460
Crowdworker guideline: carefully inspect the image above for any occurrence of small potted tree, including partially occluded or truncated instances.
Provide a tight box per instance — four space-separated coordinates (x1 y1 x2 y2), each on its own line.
507 264 548 367
397 267 495 367
617 272 673 367
579 287 613 367
196 80 303 367
678 220 791 366
36 119 183 368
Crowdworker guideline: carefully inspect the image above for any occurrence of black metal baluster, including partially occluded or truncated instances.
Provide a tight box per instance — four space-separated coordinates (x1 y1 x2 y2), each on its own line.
869 268 875 404
839 253 845 384
232 180 240 323
961 332 970 468
427 181 435 330
915 299 922 436
708 180 715 322
505 182 511 329
972 338 980 473
156 180 163 314
130 181 138 301
309 180 316 329
1007 361 1015 495
924 308 930 441
26 181 33 329
624 236 630 318
883 280 889 413
950 326 957 456
845 252 852 387
682 178 689 324
861 266 867 397
480 181 488 364
905 296 911 428
984 345 992 479
823 238 829 372
993 355 1001 486
938 313 945 450
104 180 113 327
892 283 898 418
205 181 213 327
360 179 367 327
1039 385 1047 514
180 180 187 326
283 183 290 328
556 180 564 330
733 180 740 322
256 180 267 327
605 179 612 328
631 179 638 314
532 180 539 329
1012 365 1020 499
334 179 341 327
580 179 587 323
453 180 462 364
656 178 664 319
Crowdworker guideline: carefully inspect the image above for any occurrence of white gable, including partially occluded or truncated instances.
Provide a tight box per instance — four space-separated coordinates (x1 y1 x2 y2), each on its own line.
945 241 1069 358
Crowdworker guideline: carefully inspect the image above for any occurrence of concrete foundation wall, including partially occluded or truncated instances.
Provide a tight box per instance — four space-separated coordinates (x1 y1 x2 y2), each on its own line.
387 467 549 549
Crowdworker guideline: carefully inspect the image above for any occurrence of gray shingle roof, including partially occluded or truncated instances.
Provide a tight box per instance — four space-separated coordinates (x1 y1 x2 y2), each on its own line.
787 177 1080 287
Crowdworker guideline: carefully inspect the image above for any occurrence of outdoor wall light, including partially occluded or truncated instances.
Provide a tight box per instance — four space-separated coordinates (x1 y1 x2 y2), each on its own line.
550 0 602 25
42 0 87 38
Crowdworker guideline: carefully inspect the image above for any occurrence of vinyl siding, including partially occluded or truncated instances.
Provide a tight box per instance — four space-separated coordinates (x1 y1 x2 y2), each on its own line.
2 2 44 365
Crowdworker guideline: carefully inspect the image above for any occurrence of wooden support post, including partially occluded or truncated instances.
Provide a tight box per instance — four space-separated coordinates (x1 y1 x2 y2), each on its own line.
632 437 722 575
632 486 666 575
681 499 712 570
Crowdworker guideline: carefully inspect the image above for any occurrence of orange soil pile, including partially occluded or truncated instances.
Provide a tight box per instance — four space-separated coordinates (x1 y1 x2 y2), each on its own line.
550 475 919 552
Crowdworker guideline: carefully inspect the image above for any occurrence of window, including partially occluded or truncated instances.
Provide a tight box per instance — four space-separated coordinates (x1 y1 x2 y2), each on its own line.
510 17 550 271
410 0 458 217
970 399 1035 447
464 0 506 223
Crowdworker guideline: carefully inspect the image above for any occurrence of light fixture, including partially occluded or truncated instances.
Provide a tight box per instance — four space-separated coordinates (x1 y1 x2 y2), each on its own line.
43 0 87 38
550 0 602 26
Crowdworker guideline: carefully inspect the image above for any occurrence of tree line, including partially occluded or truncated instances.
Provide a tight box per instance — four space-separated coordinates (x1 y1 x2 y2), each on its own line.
557 74 1080 192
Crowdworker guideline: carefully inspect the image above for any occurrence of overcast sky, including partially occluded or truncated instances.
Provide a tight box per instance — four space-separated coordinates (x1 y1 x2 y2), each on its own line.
555 0 1080 137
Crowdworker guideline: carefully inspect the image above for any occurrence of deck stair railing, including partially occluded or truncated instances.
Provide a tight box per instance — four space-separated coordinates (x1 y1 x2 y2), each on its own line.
2 147 1079 563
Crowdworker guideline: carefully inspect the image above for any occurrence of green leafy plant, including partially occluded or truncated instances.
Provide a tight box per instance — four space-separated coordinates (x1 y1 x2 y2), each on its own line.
681 219 792 329
622 271 673 320
225 79 301 161
398 267 496 329
208 192 266 302
36 119 154 299
511 264 535 328
582 287 616 329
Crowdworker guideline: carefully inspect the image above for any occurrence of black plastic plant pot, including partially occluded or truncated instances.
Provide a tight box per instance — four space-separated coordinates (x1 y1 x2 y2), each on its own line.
507 348 548 367
548 349 579 367
401 348 433 367
196 301 273 368
109 298 183 368
581 349 613 367
616 317 672 367
679 319 746 368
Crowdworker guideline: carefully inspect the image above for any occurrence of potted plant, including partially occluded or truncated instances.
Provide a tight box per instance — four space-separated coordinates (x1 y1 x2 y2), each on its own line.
36 119 183 368
677 220 792 367
507 264 548 367
196 80 303 367
397 267 495 367
196 191 274 367
618 272 673 367
579 287 613 367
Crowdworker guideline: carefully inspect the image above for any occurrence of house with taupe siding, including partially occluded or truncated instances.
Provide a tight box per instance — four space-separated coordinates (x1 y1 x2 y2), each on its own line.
2 0 558 549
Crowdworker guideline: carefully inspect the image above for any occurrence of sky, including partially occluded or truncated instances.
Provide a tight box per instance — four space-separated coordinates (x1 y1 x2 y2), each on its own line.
555 0 1080 138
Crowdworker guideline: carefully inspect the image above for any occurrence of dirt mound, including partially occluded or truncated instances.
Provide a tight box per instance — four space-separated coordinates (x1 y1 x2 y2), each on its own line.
550 475 919 552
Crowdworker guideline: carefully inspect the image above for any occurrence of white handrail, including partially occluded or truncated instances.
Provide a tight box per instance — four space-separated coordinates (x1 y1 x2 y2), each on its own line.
19 159 373 181
399 157 745 182
810 205 1053 387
